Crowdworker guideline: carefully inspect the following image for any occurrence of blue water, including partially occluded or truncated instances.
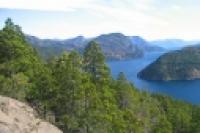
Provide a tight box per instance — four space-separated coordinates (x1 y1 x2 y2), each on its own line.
107 52 200 104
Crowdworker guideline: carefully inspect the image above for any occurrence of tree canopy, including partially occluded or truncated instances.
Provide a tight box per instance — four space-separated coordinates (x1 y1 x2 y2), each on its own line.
0 18 200 133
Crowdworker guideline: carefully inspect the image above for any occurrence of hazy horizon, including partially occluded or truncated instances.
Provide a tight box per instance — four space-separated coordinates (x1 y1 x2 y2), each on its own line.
1 0 200 40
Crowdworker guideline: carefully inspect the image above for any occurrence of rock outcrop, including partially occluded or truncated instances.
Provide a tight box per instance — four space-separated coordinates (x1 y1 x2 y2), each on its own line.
0 95 62 133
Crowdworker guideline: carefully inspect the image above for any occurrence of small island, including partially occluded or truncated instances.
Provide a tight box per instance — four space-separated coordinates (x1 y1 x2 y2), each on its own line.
138 47 200 81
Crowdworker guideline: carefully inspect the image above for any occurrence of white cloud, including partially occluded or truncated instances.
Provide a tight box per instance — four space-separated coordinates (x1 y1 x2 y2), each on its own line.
171 5 182 11
0 0 93 11
1 0 200 40
0 0 167 36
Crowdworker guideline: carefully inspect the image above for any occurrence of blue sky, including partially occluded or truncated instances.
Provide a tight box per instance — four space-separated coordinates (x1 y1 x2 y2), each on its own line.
0 0 200 40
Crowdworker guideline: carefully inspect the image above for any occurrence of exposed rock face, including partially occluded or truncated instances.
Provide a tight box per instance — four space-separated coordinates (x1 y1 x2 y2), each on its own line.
0 96 62 133
138 47 200 81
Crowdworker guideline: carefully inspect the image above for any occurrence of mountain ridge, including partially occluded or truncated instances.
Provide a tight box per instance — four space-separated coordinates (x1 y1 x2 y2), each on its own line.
151 39 200 50
27 33 163 60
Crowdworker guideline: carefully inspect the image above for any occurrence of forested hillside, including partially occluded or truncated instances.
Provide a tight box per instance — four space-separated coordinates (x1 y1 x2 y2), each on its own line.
0 18 200 133
138 47 200 81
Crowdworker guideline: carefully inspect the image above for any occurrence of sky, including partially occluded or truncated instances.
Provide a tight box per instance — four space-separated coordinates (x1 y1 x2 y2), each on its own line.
0 0 200 40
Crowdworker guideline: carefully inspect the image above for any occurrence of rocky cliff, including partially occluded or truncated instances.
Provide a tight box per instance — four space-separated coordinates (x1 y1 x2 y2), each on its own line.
0 95 62 133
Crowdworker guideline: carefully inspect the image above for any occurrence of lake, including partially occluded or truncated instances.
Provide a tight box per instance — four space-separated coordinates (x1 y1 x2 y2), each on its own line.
108 52 200 104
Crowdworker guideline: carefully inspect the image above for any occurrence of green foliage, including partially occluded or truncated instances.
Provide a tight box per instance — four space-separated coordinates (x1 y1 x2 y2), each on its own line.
83 41 110 84
138 47 200 80
0 18 43 101
0 18 200 133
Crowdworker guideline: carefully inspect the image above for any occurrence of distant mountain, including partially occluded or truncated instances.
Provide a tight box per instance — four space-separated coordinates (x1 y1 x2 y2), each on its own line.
130 36 164 52
26 33 144 60
188 43 200 48
27 36 88 59
62 36 88 49
151 39 199 50
27 35 87 49
93 33 143 60
138 47 200 81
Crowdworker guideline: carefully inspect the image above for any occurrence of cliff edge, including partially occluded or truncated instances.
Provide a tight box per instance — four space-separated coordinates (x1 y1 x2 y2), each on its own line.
0 95 62 133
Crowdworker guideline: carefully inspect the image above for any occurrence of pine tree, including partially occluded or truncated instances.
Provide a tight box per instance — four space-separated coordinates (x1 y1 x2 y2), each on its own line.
49 51 85 131
83 41 110 85
1 18 200 133
0 18 42 101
